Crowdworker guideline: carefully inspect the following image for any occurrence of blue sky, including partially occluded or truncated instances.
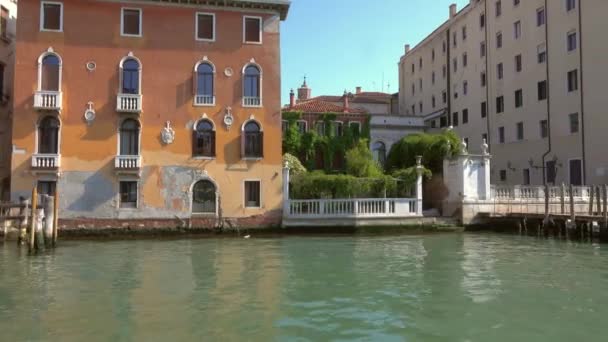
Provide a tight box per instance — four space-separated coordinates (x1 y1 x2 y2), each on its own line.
280 0 469 104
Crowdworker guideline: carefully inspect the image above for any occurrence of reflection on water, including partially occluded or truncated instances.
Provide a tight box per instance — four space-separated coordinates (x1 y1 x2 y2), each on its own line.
1 234 608 341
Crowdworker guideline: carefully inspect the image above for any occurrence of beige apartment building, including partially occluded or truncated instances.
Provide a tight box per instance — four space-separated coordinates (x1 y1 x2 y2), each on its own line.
399 0 608 186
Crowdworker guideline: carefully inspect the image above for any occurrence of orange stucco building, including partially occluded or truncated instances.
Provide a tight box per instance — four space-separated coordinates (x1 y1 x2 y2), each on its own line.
10 0 290 229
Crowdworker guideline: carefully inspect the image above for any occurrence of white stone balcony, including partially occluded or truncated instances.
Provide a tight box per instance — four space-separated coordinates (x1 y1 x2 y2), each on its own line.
115 155 142 170
33 91 62 111
116 94 142 113
31 154 61 169
194 95 215 106
242 96 261 107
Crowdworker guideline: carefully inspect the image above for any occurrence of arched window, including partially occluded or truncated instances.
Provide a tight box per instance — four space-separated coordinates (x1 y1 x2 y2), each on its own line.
39 53 61 91
192 180 216 214
121 58 140 94
195 62 214 97
193 119 215 157
38 116 60 154
243 64 261 106
243 121 263 158
373 141 387 167
119 119 140 156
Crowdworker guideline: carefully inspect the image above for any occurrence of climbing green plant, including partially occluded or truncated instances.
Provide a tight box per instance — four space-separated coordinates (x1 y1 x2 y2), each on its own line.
386 129 460 173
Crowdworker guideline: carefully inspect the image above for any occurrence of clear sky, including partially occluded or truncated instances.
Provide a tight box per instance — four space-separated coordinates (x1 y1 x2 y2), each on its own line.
280 0 470 105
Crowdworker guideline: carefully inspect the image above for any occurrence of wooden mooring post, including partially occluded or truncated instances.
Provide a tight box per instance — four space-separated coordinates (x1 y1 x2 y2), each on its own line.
28 188 38 254
52 193 59 247
560 183 566 214
596 186 602 218
589 187 595 216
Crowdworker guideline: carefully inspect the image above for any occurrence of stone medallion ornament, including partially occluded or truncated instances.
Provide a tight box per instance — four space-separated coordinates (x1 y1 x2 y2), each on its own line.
84 101 96 125
161 121 175 145
224 107 234 130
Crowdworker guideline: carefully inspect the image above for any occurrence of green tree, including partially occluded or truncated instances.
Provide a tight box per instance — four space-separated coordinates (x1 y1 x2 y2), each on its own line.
345 140 383 178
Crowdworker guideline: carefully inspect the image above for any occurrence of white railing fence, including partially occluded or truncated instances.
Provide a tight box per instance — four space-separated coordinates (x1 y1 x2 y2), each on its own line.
115 155 141 169
242 96 261 107
33 91 62 110
194 95 215 106
287 198 418 219
31 154 60 168
117 94 142 113
491 185 593 201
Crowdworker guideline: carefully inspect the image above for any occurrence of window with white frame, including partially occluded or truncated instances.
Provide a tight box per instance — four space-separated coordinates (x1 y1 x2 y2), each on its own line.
296 120 307 134
193 119 215 157
244 180 261 208
514 21 521 39
121 8 142 37
333 121 343 137
119 119 140 156
40 2 62 32
243 16 262 44
243 121 263 158
196 13 215 41
38 116 60 154
567 31 577 51
566 0 576 12
39 51 62 91
119 181 138 209
192 180 216 214
194 61 214 105
243 64 261 106
120 56 141 95
569 113 579 134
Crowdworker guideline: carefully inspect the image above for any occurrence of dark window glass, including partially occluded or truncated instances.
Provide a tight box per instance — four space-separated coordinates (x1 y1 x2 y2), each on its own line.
546 161 557 184
0 63 5 96
517 122 524 140
372 141 386 167
37 181 56 196
38 116 59 154
569 159 582 186
120 119 140 155
463 109 469 124
515 54 522 72
193 120 215 157
196 63 214 96
42 3 61 31
244 65 260 97
540 120 548 138
122 9 141 36
244 181 260 207
515 89 523 108
122 59 140 94
244 121 263 158
245 17 261 43
41 55 60 91
119 181 137 208
496 96 504 113
453 112 459 126
499 127 505 143
523 169 531 185
569 113 579 133
568 70 578 92
500 170 507 182
192 180 216 213
197 13 214 40
538 81 547 100
481 102 487 118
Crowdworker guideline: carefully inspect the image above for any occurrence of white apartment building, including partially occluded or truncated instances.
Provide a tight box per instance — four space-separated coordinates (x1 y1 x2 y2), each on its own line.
399 0 608 186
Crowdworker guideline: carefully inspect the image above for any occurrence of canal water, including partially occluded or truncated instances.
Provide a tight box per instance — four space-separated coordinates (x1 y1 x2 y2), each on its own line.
1 233 608 341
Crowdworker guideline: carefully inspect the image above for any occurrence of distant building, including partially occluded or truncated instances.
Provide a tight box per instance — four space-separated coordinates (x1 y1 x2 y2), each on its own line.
0 0 16 201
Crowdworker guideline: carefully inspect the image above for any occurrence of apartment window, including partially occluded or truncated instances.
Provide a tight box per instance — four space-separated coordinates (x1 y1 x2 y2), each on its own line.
538 43 547 63
567 31 577 51
498 126 505 143
569 113 579 134
419 78 423 90
462 26 467 41
412 64 415 74
453 112 459 126
419 102 423 113
442 65 447 78
537 7 546 26
463 81 468 95
481 72 486 87
432 95 436 108
349 122 361 135
40 53 61 92
463 53 468 67
37 181 56 197
453 84 458 99
38 116 60 154
516 122 524 141
431 120 437 128
0 63 4 97
195 62 214 101
243 121 263 158
515 89 523 108
514 21 521 39
440 116 447 128
1 6 8 38
432 49 435 62
546 161 557 184
480 41 486 58
566 0 576 12
523 169 530 185
514 0 520 6
244 181 261 208
497 63 503 80
453 31 457 47
411 83 415 95
119 182 138 209
121 8 142 37
193 119 216 157
297 121 307 134
496 96 504 113
567 69 578 92
496 1 502 17
540 120 548 138
40 2 63 32
500 170 507 182
119 119 140 156
432 71 436 84
443 41 447 53
442 91 447 104
121 58 140 94
192 180 216 214
538 80 547 100
569 159 583 186
481 101 487 118
463 109 469 124
411 105 415 115
196 13 215 41
419 57 423 70
480 13 486 28
243 64 261 104
496 32 503 48
244 16 262 43
515 54 522 72
334 121 344 137
453 58 458 73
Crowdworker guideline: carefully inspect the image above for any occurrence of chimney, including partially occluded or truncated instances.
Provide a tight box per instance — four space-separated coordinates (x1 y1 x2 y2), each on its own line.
289 89 295 108
356 86 362 95
449 3 457 18
404 44 410 54
343 90 349 112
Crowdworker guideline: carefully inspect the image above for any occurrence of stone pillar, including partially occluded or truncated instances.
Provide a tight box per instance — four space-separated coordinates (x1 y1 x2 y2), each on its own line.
282 161 290 216
415 156 424 216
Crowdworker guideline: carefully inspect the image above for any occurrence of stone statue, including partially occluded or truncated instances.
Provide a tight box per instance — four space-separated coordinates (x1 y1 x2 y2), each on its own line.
482 138 489 155
161 121 175 145
460 138 468 155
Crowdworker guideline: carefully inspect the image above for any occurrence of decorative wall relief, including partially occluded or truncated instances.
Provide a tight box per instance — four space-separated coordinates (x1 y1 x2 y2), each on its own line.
161 121 175 145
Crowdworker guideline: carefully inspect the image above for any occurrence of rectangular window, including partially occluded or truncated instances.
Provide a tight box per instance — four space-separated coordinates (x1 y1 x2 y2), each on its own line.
538 43 547 63
523 169 530 185
412 64 415 74
349 122 361 135
569 113 579 133
480 41 486 58
514 21 521 39
316 121 325 136
568 69 578 92
196 13 215 41
411 105 415 115
500 170 507 182
481 101 487 118
37 181 56 196
546 161 557 184
540 119 548 138
453 58 457 72
432 72 436 84
566 0 576 12
515 89 523 108
462 26 467 41
442 91 447 104
569 159 582 186
334 121 343 137
496 96 504 113
119 181 138 209
0 63 4 97
419 57 423 70
515 54 522 72
453 31 457 47
537 7 546 26
538 80 547 100
41 2 63 32
419 102 423 113
567 31 577 51
281 120 288 134
297 121 307 134
432 49 435 61
453 112 459 126
514 0 520 7
0 6 8 38
496 0 502 17
440 116 447 128
499 126 505 143
463 109 469 124
497 63 503 80
419 78 423 90
244 181 261 208
463 81 468 95
431 120 437 128
244 16 262 44
480 13 486 28
121 8 142 36
516 122 524 140
496 32 503 48
481 71 487 87
432 95 436 108
463 53 468 67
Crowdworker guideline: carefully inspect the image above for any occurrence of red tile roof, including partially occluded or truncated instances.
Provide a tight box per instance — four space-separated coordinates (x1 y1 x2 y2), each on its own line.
308 92 391 105
283 100 367 114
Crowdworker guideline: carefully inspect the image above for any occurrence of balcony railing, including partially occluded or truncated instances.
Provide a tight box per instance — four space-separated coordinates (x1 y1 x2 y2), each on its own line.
31 154 60 168
242 96 261 107
33 91 62 111
115 155 142 169
286 198 418 219
194 95 215 106
116 94 142 113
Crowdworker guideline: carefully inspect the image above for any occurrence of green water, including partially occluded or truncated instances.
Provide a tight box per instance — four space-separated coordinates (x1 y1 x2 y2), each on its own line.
1 233 608 341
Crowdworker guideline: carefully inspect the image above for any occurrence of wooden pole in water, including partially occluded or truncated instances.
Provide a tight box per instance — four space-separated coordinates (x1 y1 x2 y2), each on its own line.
603 185 608 228
589 187 595 216
52 192 59 247
29 187 38 254
569 185 575 221
560 183 566 214
596 186 602 217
